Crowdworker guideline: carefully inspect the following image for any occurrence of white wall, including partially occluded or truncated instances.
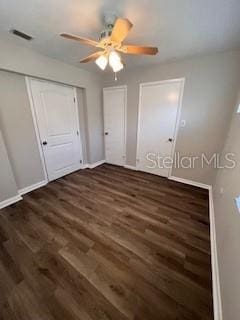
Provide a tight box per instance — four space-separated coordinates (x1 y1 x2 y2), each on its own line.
0 131 19 202
0 70 45 189
103 50 240 185
213 91 240 320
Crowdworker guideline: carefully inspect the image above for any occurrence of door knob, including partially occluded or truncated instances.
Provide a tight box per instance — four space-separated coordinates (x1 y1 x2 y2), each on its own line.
168 138 173 142
42 141 48 145
104 132 109 135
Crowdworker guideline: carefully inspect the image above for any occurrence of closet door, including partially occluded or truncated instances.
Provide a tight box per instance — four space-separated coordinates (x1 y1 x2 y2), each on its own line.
137 80 184 177
103 86 126 166
29 79 83 181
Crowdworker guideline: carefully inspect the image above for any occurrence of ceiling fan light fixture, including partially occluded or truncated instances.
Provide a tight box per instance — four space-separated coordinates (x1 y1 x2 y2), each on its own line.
109 50 123 72
111 61 124 72
61 17 158 73
95 54 108 70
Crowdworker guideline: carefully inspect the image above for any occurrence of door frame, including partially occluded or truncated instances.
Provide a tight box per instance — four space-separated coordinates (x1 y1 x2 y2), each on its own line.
103 85 127 166
136 78 185 178
25 76 83 182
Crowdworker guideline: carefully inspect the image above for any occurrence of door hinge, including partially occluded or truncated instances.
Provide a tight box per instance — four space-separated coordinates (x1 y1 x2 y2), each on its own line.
73 97 76 103
80 160 82 164
76 130 79 135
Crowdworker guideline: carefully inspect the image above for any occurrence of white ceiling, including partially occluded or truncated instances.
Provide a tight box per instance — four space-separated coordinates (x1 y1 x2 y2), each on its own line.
0 0 240 73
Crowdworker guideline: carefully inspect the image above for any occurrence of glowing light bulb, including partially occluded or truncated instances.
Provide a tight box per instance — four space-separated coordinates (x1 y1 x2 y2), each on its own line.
109 51 123 72
112 61 124 72
95 55 108 70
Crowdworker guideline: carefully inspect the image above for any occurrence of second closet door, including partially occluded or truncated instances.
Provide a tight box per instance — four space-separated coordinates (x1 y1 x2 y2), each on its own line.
137 80 183 177
103 86 126 166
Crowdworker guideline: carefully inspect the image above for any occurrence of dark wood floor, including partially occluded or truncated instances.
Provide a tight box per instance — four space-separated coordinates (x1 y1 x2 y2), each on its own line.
0 164 213 320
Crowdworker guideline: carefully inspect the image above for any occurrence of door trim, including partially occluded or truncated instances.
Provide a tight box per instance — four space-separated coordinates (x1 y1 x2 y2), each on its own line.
136 78 185 177
103 85 127 165
25 76 83 182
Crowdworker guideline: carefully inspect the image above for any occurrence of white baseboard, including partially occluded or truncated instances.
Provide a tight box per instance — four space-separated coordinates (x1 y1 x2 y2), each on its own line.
0 194 23 210
81 163 89 169
19 180 47 196
169 176 211 190
124 165 137 171
88 160 105 169
209 187 222 320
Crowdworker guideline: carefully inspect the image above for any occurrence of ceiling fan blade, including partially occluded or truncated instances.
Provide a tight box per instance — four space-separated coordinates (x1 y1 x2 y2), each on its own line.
60 33 99 47
120 45 158 55
80 51 103 63
110 18 133 43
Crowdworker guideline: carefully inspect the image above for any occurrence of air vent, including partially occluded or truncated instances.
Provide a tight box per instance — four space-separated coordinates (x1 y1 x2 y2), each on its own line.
10 29 33 41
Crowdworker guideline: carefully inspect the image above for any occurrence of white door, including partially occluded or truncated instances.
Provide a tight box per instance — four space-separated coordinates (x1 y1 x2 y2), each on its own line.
137 79 184 177
29 79 83 181
103 86 126 166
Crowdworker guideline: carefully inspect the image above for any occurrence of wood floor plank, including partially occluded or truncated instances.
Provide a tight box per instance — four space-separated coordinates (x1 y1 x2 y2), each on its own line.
0 164 213 319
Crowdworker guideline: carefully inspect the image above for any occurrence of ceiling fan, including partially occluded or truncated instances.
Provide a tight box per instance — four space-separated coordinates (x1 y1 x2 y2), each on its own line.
60 17 158 73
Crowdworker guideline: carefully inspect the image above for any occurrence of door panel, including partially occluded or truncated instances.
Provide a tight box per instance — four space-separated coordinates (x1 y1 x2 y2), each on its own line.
30 79 83 181
103 87 126 166
137 80 183 177
42 92 73 136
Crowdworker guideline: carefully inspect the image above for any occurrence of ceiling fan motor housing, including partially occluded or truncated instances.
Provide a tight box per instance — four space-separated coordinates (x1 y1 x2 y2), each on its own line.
100 13 116 40
100 28 112 40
